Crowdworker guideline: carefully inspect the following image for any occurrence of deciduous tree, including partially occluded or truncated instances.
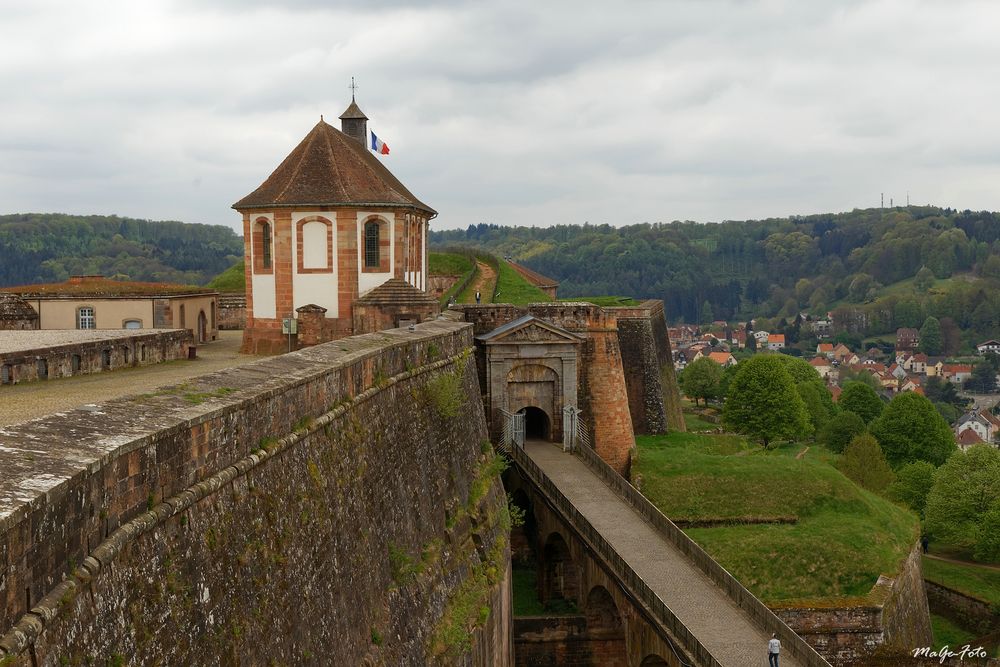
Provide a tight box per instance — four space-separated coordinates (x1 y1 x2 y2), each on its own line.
839 433 894 493
819 411 866 453
888 461 936 517
919 316 943 356
679 357 723 406
925 446 1000 560
870 392 956 466
723 355 811 449
838 381 885 424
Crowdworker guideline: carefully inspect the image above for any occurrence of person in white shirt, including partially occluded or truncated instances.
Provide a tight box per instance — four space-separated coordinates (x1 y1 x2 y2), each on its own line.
768 633 781 666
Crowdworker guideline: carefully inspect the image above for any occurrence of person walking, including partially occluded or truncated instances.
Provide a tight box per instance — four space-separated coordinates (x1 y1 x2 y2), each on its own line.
768 633 781 666
475 290 481 304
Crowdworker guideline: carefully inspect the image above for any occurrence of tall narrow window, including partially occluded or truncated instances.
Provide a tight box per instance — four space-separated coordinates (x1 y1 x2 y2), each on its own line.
180 304 186 328
77 307 95 329
364 221 379 268
262 221 272 268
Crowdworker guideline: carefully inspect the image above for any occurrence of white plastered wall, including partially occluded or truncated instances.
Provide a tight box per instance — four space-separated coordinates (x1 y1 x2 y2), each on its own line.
356 211 395 295
291 212 339 318
249 213 277 319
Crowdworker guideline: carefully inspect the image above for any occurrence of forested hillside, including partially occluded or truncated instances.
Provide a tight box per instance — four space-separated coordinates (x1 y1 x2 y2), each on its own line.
0 213 243 287
431 206 1000 351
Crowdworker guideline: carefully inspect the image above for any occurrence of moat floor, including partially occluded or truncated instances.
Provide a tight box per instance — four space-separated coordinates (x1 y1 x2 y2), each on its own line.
524 440 807 667
0 331 255 426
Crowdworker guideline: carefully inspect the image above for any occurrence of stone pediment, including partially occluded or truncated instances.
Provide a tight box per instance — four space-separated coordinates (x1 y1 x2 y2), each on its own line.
476 315 583 345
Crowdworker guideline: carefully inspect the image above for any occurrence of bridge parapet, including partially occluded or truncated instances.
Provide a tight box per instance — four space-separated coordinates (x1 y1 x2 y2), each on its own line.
571 443 831 667
509 443 722 667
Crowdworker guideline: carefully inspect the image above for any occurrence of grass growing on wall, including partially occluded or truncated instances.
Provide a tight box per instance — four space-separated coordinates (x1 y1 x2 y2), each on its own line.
633 432 919 603
559 296 639 307
493 261 552 305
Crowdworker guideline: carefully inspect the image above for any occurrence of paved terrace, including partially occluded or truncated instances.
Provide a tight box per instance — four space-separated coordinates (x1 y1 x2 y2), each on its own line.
524 440 806 667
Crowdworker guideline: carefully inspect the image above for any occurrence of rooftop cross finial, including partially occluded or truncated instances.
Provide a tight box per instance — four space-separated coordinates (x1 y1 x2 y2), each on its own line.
349 76 359 101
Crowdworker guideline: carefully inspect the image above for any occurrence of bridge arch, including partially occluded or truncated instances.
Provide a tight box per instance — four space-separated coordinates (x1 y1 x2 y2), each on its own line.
509 488 537 563
585 585 628 664
639 654 670 667
541 531 580 606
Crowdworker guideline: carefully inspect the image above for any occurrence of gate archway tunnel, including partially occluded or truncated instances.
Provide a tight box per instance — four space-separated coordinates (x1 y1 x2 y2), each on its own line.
519 406 550 440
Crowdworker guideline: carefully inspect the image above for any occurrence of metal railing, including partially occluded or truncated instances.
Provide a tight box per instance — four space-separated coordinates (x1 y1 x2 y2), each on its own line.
509 444 718 667
572 444 832 667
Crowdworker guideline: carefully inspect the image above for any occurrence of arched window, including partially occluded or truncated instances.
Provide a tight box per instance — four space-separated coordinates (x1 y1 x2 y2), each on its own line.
252 218 274 274
261 221 272 268
364 220 380 268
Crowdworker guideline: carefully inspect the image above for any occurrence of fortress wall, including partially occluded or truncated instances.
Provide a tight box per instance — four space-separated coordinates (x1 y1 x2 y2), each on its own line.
0 321 511 666
645 300 687 433
774 543 932 665
614 303 668 435
0 329 192 385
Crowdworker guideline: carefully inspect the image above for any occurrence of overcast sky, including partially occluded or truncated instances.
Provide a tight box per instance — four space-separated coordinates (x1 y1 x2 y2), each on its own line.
2 0 1000 232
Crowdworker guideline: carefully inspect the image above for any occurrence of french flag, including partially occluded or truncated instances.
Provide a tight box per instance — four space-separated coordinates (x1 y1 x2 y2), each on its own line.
370 131 390 155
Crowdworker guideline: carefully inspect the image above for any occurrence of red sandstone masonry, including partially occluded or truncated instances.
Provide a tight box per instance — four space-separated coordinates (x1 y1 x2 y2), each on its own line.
0 321 474 635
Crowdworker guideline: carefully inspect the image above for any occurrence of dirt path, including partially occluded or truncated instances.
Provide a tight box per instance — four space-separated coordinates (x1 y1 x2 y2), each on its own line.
796 446 810 460
0 331 259 427
925 553 1000 572
461 260 496 304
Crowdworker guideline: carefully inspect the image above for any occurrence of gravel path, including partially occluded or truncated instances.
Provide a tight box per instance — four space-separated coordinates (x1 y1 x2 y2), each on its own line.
461 260 497 304
0 331 258 427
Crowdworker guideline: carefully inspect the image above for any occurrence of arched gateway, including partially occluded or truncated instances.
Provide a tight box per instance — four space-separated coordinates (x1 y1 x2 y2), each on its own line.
476 315 583 443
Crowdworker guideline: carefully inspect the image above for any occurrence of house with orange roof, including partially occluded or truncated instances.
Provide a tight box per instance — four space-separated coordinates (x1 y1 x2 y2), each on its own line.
767 333 786 351
817 342 834 357
942 364 974 384
958 428 985 451
808 356 832 379
707 351 738 368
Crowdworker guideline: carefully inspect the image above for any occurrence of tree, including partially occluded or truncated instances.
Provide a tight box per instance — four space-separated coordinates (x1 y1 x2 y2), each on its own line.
888 461 936 517
797 381 833 434
700 300 714 324
869 392 957 467
723 355 811 449
839 434 895 493
838 382 885 424
919 316 943 356
924 375 962 407
838 366 882 391
679 357 723 406
925 446 1000 560
819 410 866 453
915 265 935 292
966 362 998 394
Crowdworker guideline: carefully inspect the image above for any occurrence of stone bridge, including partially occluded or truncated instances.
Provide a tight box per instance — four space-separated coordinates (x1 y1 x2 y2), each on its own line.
506 440 831 667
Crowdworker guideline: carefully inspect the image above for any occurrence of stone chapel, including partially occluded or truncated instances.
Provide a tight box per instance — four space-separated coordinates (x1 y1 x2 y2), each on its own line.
234 97 439 354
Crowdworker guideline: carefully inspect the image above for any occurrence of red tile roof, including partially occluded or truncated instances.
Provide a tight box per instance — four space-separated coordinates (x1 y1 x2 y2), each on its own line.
809 357 830 367
233 120 435 215
958 429 985 445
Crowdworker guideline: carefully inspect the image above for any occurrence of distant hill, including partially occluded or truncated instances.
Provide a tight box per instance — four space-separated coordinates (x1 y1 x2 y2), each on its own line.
431 206 1000 353
0 213 243 288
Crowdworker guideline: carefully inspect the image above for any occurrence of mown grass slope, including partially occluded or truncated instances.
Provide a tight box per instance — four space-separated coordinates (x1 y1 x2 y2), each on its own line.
493 260 552 304
633 431 919 603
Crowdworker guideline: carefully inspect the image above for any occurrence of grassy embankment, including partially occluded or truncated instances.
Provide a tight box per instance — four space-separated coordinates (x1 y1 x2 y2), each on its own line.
559 296 640 307
493 261 552 304
206 260 246 292
429 251 475 306
632 419 919 604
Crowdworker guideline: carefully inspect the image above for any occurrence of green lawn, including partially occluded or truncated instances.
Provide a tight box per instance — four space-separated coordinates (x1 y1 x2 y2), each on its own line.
633 432 919 603
923 555 1000 607
682 411 719 433
429 251 473 276
206 260 245 292
494 261 552 304
931 613 976 650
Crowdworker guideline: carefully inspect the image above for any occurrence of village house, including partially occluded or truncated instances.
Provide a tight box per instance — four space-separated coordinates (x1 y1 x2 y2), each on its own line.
753 330 770 345
817 342 834 357
941 363 974 385
0 276 219 343
977 340 1000 355
767 333 785 351
955 409 1000 447
707 351 738 368
809 356 832 379
896 327 920 352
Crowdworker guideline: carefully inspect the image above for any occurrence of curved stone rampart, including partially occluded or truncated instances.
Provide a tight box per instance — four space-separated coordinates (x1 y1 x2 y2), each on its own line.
0 321 511 666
